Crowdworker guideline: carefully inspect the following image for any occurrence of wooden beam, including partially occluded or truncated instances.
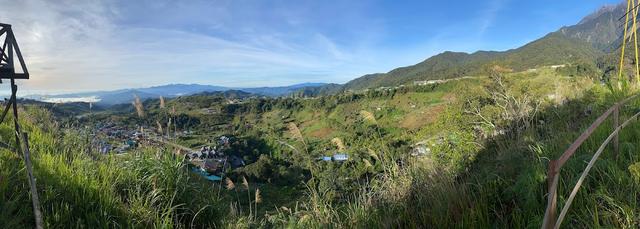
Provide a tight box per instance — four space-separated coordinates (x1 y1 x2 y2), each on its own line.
613 106 620 158
542 160 559 229
556 95 639 168
20 132 43 229
8 30 28 77
0 73 29 79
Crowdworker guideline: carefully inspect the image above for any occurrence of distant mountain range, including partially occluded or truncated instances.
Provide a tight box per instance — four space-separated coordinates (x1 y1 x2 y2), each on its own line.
26 2 633 104
26 82 332 105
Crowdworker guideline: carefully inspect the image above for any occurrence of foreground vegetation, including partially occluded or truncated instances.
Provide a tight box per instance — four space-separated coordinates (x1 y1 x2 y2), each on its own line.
5 66 640 228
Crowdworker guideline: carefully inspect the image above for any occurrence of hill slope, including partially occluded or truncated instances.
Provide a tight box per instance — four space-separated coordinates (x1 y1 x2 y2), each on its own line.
343 3 626 91
344 34 601 90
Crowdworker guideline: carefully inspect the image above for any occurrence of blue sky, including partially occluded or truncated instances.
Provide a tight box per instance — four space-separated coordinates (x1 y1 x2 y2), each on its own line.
0 0 624 94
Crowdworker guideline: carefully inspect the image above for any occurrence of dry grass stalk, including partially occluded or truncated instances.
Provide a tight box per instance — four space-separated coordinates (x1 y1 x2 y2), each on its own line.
152 177 157 192
225 178 236 190
133 95 145 117
241 176 249 190
156 120 163 134
360 110 377 124
255 188 262 204
363 158 373 168
287 122 309 153
331 137 346 151
287 122 304 142
166 120 171 136
367 148 380 161
159 96 165 109
229 203 238 218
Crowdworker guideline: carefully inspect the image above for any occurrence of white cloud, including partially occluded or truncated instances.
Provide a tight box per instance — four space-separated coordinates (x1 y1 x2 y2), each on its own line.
0 0 503 95
0 0 381 93
478 0 508 35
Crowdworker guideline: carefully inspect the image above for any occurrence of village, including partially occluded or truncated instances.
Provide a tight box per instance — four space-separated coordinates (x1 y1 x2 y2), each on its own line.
88 120 358 182
88 122 248 181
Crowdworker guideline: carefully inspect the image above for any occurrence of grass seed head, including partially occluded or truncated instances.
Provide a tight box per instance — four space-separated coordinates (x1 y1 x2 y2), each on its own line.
225 177 236 190
133 95 145 117
242 176 249 190
255 188 262 204
159 96 165 109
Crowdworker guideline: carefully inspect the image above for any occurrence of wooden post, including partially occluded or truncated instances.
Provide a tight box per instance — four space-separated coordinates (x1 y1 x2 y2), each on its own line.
613 105 620 158
21 132 43 229
542 160 558 229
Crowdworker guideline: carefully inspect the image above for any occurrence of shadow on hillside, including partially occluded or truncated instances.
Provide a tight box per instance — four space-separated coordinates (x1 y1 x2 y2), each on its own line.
378 89 640 227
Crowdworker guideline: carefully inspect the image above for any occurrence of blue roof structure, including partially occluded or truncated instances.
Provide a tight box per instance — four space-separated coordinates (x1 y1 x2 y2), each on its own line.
190 167 222 181
333 154 348 161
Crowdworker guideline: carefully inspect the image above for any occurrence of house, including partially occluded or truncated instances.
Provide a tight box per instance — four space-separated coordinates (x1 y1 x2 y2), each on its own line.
411 145 430 157
218 136 231 146
332 154 348 161
126 139 137 148
202 159 223 173
190 166 222 181
99 143 112 154
317 153 349 162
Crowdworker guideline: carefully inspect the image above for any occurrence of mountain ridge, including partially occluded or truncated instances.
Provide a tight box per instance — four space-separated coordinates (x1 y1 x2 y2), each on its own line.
27 82 331 105
342 2 627 91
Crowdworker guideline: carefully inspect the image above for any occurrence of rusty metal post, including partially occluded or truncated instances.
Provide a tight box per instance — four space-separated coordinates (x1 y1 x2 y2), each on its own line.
613 105 620 158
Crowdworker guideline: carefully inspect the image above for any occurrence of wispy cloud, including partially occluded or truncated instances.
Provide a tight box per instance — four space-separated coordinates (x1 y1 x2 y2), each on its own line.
0 0 383 93
478 0 509 35
0 0 555 95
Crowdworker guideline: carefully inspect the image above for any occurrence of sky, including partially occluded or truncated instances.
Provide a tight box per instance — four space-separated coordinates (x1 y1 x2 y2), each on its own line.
0 0 625 94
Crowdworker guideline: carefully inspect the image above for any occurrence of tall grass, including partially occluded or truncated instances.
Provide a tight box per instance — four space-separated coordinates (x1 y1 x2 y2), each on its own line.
261 80 640 228
6 76 640 228
133 95 145 118
0 109 225 228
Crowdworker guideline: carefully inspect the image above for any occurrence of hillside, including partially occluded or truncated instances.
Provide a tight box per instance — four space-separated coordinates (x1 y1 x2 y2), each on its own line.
343 3 625 91
7 1 640 228
344 34 600 90
558 3 626 51
10 64 638 227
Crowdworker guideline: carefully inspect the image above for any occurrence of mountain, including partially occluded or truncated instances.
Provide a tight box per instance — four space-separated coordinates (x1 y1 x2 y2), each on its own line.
290 83 344 97
194 90 255 100
343 51 503 90
28 83 330 105
558 3 626 51
343 2 626 91
240 83 329 97
27 3 629 101
137 84 229 97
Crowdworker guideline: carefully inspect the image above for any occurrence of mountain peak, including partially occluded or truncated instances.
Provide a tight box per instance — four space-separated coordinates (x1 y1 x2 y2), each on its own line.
556 2 626 51
578 3 624 26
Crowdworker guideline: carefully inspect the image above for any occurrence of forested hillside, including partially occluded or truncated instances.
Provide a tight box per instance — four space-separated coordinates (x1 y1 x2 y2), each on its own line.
343 3 626 91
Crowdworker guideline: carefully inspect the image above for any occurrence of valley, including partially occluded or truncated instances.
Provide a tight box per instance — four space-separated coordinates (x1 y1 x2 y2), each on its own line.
4 1 640 228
